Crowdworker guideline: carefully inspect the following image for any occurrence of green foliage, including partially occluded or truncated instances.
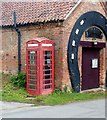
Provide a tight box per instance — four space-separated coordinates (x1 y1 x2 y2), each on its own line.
54 86 62 94
53 84 72 94
63 85 68 93
10 72 26 88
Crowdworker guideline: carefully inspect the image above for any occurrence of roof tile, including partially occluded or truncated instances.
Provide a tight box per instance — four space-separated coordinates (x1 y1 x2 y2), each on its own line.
1 1 78 26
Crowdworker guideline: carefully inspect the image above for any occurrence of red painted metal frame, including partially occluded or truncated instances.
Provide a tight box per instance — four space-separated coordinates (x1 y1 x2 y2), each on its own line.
26 38 54 95
26 40 40 95
40 40 54 95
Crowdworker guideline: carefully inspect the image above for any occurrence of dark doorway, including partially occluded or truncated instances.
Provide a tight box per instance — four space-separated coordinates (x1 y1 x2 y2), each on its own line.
82 47 100 90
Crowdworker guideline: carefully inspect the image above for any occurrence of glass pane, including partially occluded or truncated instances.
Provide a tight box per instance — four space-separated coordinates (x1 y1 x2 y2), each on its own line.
45 60 51 64
29 80 36 84
44 85 52 89
44 70 51 74
45 51 51 55
30 75 36 79
44 51 52 66
29 85 36 90
30 51 35 65
44 56 51 59
44 75 51 79
29 70 36 74
30 66 36 70
44 65 51 69
85 27 103 39
44 80 52 84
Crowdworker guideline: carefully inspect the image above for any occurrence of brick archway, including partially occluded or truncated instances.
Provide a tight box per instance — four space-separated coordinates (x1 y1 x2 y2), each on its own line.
67 11 107 92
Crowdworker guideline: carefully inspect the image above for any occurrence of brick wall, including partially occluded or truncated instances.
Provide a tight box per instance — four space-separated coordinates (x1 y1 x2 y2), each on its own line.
1 2 106 90
1 22 64 87
0 28 2 73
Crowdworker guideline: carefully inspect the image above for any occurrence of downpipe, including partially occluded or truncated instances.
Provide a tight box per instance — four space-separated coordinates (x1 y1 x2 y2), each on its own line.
13 12 21 73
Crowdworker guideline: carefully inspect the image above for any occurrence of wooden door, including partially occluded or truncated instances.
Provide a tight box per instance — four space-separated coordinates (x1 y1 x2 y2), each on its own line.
82 47 100 90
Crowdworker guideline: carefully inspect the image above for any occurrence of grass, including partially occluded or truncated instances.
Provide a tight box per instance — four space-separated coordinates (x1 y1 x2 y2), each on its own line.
1 73 106 106
35 91 105 106
1 84 105 106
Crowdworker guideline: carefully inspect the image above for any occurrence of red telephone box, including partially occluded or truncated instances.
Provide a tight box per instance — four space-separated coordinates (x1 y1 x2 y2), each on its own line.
26 38 54 95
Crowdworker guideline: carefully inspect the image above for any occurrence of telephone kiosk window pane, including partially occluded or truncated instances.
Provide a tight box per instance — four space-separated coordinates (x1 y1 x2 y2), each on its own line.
44 51 52 64
43 50 52 90
30 51 36 65
45 85 52 89
44 65 51 69
44 75 51 79
29 85 36 90
45 60 51 64
45 51 51 55
44 51 52 70
44 80 52 84
29 80 35 84
44 70 51 74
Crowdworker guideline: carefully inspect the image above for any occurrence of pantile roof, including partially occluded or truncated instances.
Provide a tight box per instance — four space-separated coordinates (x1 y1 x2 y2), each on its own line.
1 1 78 26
